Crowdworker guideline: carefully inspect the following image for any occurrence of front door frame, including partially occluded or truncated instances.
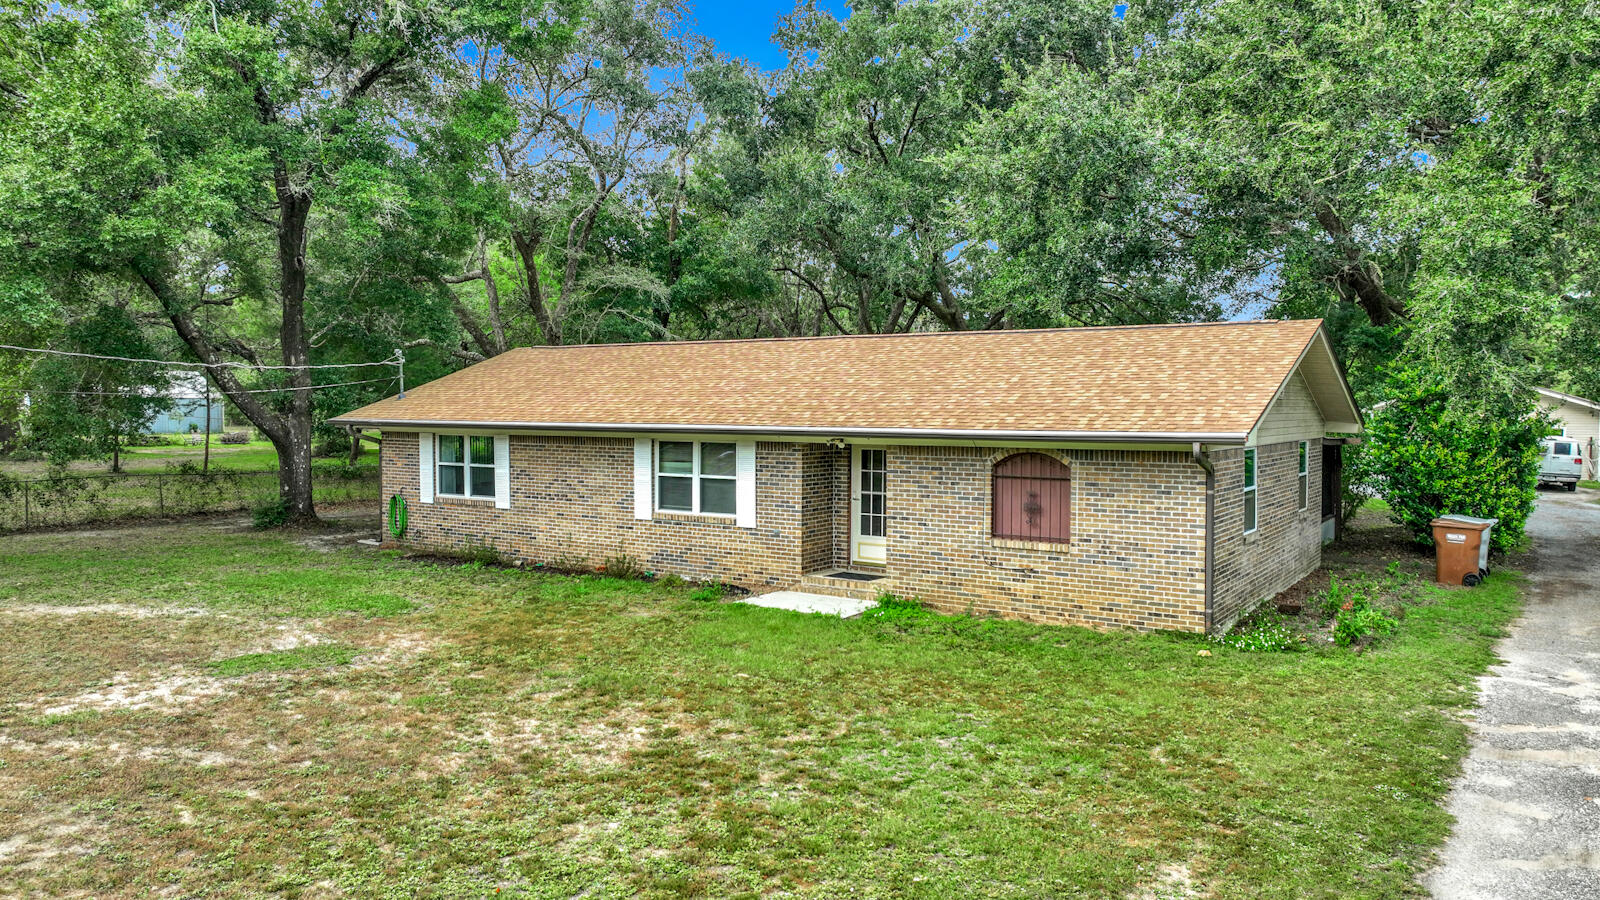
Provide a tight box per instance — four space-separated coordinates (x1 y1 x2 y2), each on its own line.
850 445 888 567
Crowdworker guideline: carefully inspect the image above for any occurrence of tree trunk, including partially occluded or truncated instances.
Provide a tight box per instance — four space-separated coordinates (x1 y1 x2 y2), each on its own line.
1314 201 1407 326
273 167 318 523
512 229 562 345
111 437 120 473
274 424 315 520
660 150 686 330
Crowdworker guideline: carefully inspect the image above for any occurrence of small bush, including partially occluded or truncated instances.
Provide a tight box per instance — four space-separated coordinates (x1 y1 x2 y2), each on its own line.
457 543 507 567
313 431 353 458
252 499 293 529
1319 576 1363 619
859 591 936 628
1332 595 1399 647
1362 368 1548 550
598 552 644 580
689 583 725 602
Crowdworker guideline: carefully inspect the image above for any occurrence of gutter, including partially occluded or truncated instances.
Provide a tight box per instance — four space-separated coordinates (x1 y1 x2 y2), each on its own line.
1192 441 1216 633
324 417 1250 445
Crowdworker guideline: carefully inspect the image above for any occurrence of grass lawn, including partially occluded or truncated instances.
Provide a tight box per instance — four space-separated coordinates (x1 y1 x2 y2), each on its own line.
0 438 378 478
0 514 1520 898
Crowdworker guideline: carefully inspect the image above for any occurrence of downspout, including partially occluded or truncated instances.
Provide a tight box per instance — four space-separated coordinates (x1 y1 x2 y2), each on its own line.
1192 441 1215 633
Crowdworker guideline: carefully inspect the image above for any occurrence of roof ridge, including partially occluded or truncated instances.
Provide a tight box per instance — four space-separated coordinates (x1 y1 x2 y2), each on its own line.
508 319 1323 353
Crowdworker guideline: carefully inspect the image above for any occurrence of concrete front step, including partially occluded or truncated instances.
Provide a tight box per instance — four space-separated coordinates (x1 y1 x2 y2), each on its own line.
741 591 879 619
794 569 894 602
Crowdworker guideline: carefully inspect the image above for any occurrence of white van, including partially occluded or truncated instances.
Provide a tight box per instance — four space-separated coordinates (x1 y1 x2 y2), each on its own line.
1539 439 1584 491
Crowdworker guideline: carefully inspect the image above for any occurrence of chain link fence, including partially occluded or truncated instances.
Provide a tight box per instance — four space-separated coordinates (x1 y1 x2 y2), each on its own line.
0 466 381 532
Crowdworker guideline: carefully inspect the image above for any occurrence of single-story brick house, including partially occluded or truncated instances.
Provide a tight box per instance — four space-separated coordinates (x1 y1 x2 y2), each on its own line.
331 320 1361 633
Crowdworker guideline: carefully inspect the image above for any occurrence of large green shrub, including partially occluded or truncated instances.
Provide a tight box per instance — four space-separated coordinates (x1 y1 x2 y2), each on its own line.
1363 370 1548 550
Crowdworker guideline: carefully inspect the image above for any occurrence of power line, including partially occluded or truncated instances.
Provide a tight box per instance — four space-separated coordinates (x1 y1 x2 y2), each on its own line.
0 376 400 398
0 344 402 372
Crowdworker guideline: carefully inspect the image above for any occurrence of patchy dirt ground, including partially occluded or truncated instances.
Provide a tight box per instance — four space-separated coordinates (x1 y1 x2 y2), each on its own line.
0 509 1526 898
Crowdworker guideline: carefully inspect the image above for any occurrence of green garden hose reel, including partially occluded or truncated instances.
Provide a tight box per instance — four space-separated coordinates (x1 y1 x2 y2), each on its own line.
388 494 408 539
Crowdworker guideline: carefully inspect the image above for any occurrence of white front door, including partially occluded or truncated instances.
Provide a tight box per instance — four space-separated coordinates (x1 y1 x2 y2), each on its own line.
850 446 887 566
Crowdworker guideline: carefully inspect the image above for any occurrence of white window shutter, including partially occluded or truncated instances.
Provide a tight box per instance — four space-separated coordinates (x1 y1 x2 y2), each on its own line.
633 438 653 520
418 432 434 504
736 440 756 528
493 435 511 509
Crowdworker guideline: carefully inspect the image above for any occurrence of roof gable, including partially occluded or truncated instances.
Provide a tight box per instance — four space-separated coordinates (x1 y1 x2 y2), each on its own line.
332 320 1355 443
1537 387 1600 414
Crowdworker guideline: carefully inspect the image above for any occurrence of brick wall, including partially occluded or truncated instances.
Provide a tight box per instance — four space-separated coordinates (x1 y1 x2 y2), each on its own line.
1209 441 1323 629
379 432 1309 634
382 433 808 586
884 447 1209 632
799 444 844 573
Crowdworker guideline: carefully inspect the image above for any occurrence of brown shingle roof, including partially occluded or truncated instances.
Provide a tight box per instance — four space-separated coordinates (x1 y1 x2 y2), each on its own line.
331 320 1337 441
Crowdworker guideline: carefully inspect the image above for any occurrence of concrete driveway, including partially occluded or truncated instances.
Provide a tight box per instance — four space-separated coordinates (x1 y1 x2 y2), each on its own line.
1426 487 1600 899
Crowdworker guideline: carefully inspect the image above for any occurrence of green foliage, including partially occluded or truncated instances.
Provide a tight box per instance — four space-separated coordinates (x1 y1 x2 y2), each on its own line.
251 499 293 530
1210 619 1301 653
1318 576 1363 620
598 552 645 580
25 306 171 468
688 583 725 602
949 58 1221 325
1364 369 1548 549
1333 597 1400 649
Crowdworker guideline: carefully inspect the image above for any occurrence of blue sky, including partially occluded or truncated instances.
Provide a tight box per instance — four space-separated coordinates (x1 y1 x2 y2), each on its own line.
687 0 846 69
687 2 1127 70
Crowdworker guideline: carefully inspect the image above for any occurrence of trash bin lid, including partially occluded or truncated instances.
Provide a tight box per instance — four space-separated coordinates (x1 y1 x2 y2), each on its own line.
1433 515 1499 528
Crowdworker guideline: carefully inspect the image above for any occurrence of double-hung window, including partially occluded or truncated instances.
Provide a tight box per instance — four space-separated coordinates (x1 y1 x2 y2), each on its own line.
656 441 737 516
1297 441 1309 511
438 434 496 499
1243 447 1258 534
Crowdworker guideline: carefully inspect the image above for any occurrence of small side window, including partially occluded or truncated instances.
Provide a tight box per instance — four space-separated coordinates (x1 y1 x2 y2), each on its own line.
1243 448 1258 534
1297 441 1309 511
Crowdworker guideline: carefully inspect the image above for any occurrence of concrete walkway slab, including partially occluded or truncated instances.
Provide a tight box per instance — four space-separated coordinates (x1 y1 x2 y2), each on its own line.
1425 487 1600 899
740 591 878 619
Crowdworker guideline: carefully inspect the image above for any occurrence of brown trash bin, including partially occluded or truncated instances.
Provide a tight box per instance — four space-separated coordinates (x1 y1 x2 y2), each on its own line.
1430 516 1495 586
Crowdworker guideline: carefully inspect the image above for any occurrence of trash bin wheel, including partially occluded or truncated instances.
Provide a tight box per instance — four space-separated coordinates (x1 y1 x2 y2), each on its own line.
1463 572 1482 587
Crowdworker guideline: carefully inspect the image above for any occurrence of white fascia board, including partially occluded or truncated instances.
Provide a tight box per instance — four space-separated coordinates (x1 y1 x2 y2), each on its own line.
1536 387 1600 413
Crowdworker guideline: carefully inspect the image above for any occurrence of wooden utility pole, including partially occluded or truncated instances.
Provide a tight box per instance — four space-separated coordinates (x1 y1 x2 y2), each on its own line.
202 379 211 474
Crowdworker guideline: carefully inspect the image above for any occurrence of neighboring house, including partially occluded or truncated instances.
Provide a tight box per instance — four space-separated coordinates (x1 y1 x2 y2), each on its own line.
331 320 1362 634
1537 388 1600 481
147 374 224 435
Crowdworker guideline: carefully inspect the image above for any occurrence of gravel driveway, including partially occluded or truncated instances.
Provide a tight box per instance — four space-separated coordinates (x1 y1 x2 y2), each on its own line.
1426 487 1600 898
